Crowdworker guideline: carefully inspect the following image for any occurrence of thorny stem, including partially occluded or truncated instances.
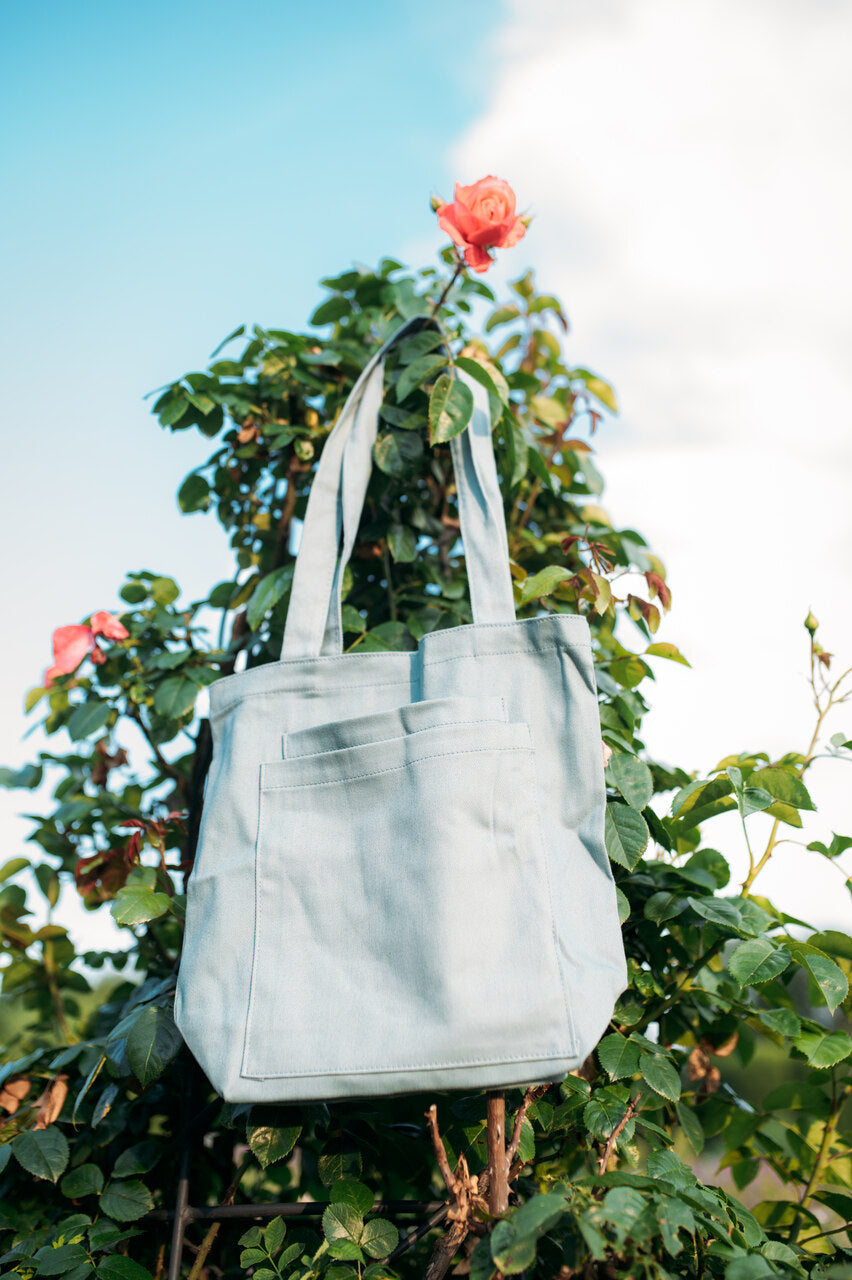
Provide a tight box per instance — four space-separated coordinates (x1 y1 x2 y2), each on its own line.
741 638 852 893
430 254 465 315
598 1096 638 1175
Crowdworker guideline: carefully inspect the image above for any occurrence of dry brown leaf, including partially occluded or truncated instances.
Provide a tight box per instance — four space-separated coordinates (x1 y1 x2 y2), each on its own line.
34 1076 69 1129
0 1076 31 1115
687 1045 710 1082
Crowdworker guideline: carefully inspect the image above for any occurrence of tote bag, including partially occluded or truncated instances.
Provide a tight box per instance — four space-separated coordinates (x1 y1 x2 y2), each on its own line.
174 315 627 1102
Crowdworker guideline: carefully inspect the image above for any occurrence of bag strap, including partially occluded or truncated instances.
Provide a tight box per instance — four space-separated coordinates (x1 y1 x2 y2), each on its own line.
280 316 516 660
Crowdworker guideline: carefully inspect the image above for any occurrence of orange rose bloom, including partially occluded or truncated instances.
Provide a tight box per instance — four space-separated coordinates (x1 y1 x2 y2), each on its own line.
436 176 526 273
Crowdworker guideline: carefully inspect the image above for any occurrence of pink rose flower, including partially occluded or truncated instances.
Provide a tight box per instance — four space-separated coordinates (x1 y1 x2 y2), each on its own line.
602 741 613 768
43 612 128 686
436 176 527 273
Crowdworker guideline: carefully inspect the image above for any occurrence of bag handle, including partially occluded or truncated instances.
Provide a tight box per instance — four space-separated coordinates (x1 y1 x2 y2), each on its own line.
280 316 516 659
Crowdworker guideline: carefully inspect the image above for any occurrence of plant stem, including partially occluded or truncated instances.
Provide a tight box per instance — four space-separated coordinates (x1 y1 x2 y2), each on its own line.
787 1082 850 1244
430 255 465 315
741 639 852 893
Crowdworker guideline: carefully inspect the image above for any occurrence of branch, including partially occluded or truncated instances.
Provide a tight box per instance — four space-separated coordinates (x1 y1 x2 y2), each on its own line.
506 1083 551 1166
126 704 185 787
597 1097 638 1175
425 1104 458 1195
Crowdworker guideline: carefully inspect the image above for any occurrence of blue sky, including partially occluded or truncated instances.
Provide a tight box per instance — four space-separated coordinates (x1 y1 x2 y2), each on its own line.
0 0 496 659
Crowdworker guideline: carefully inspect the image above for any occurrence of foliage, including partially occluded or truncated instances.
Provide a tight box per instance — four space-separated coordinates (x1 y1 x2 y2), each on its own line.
2 244 852 1280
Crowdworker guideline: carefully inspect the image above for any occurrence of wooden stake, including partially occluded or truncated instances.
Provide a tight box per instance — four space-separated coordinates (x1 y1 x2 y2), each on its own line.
486 1090 508 1215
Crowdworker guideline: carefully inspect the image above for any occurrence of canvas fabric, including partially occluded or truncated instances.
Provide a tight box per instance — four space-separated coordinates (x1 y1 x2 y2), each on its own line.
174 315 627 1102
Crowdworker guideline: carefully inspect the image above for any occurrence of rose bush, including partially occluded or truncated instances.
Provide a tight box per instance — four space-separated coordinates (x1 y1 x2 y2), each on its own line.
1 188 851 1280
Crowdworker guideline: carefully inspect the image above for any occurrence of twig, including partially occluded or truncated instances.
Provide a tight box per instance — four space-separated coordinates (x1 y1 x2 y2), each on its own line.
506 1084 551 1167
430 255 465 315
126 704 185 787
425 1104 458 1194
597 1097 638 1175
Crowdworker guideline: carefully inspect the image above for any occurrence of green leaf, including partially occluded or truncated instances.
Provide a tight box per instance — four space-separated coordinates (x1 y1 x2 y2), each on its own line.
395 353 448 402
455 355 510 406
310 295 349 325
329 1180 373 1216
808 833 852 860
112 1141 161 1178
110 885 171 927
671 776 735 825
126 1006 183 1087
318 1151 362 1186
572 368 618 413
387 524 417 563
68 700 112 741
0 855 31 881
786 941 849 1013
484 304 521 331
61 1163 105 1198
728 939 791 986
607 754 654 811
644 891 687 924
153 676 197 720
264 1215 286 1254
687 896 746 935
247 1124 301 1170
597 1035 641 1080
360 1218 398 1260
750 768 814 811
645 642 690 666
373 429 423 477
518 565 571 606
246 566 293 631
584 1088 632 1141
491 1193 568 1274
604 803 649 870
639 1051 681 1101
98 1179 154 1222
336 606 367 638
97 1257 155 1280
793 1029 852 1068
177 473 211 513
32 1243 91 1275
149 576 180 605
429 372 474 444
322 1202 363 1246
676 1101 704 1155
12 1127 69 1182
0 762 44 789
756 1007 800 1037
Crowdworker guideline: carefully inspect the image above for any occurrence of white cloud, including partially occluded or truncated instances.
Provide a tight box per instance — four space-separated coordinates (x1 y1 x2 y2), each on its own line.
452 0 852 925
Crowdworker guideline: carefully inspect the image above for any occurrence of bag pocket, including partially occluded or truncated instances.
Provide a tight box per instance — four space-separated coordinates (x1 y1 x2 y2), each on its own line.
241 718 572 1081
282 694 506 758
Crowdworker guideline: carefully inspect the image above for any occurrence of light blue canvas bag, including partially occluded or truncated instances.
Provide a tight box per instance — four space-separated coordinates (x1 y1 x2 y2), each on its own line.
174 317 627 1102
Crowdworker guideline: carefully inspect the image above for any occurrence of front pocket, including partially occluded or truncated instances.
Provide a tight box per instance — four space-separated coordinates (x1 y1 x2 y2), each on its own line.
281 694 507 759
241 719 572 1080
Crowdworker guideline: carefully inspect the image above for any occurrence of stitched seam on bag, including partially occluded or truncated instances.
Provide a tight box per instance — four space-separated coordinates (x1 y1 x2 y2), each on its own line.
241 771 267 1076
240 1047 573 1079
212 645 592 716
262 743 530 790
212 622 591 713
285 709 508 760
